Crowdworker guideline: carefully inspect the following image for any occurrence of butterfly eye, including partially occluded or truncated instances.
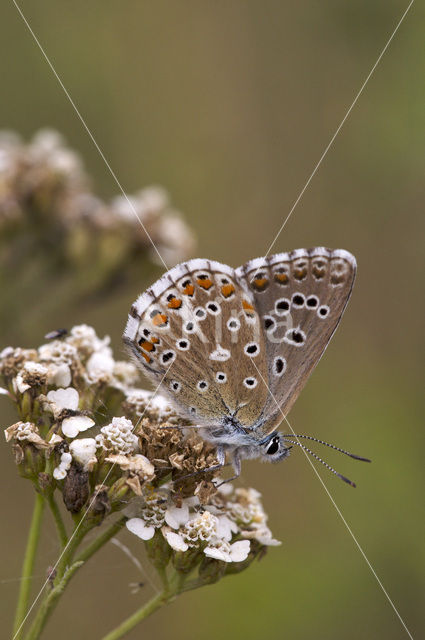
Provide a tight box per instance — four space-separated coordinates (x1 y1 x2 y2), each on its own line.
266 436 281 456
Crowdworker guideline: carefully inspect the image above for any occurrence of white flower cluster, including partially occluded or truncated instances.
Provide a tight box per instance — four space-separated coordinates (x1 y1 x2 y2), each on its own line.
7 421 40 442
0 129 83 227
1 325 148 481
0 325 141 396
110 186 196 265
126 484 280 564
2 323 281 578
1 325 182 492
124 388 179 424
96 417 139 455
13 362 47 394
40 324 139 391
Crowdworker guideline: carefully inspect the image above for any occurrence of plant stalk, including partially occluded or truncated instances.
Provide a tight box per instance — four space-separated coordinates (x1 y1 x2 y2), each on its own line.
100 571 187 640
46 495 68 548
23 561 83 640
13 492 45 639
100 589 170 640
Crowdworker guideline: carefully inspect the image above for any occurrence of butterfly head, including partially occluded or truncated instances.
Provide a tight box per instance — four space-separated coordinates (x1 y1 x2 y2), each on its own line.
259 432 291 463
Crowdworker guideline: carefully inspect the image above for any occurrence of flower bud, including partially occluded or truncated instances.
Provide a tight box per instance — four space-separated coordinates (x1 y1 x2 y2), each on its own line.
224 541 264 576
107 476 132 510
198 556 226 585
172 545 204 575
38 472 54 494
17 443 45 480
145 530 172 571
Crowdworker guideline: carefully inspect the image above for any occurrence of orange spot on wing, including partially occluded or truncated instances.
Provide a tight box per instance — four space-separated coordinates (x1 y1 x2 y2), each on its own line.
242 299 256 317
252 277 269 291
274 273 289 284
150 336 159 344
197 278 213 290
152 313 168 327
294 267 308 280
242 299 254 311
168 298 182 309
140 340 154 352
141 352 152 364
221 283 235 298
183 284 194 296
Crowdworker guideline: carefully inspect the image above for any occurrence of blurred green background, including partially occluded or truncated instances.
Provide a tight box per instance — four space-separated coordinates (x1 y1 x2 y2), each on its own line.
0 1 424 639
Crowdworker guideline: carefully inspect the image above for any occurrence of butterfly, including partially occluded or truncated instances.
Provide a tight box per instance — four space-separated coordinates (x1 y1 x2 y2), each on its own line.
123 248 370 485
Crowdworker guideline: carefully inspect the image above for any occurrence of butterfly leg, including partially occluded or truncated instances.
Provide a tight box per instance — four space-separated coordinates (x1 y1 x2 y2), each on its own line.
158 424 205 430
213 451 241 487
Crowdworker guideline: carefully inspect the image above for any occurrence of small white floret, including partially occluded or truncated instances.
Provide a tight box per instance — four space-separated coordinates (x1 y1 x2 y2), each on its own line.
46 387 79 413
164 530 189 552
61 452 72 465
14 374 30 394
164 504 190 530
48 364 72 387
204 543 229 562
70 438 97 469
53 451 72 480
86 349 115 381
126 517 155 540
53 467 68 480
229 540 250 562
61 415 95 438
216 515 238 542
204 539 250 563
24 361 48 375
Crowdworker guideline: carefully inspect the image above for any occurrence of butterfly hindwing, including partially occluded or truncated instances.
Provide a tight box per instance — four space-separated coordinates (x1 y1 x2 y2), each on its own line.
235 248 356 435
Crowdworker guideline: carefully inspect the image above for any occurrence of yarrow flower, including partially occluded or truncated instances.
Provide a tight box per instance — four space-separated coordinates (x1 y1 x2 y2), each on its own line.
4 421 49 450
125 483 279 564
96 417 139 454
1 323 281 635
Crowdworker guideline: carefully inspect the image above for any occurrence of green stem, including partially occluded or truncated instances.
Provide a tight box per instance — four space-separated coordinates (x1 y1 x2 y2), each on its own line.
22 515 99 640
24 561 83 640
46 495 68 548
54 519 91 581
13 492 45 639
100 590 170 640
100 571 187 640
75 516 126 564
22 517 127 640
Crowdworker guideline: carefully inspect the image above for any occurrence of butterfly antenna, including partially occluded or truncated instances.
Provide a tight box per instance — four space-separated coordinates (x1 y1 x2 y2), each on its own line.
284 439 357 487
281 434 371 462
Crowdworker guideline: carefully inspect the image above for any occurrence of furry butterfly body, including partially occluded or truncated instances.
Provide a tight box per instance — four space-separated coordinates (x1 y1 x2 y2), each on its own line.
124 248 358 477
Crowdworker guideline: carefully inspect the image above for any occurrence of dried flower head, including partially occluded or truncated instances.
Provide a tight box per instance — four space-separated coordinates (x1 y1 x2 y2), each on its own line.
0 129 196 340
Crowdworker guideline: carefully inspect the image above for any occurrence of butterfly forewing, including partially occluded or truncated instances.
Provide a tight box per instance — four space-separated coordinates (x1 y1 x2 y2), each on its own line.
124 259 269 427
235 248 356 436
